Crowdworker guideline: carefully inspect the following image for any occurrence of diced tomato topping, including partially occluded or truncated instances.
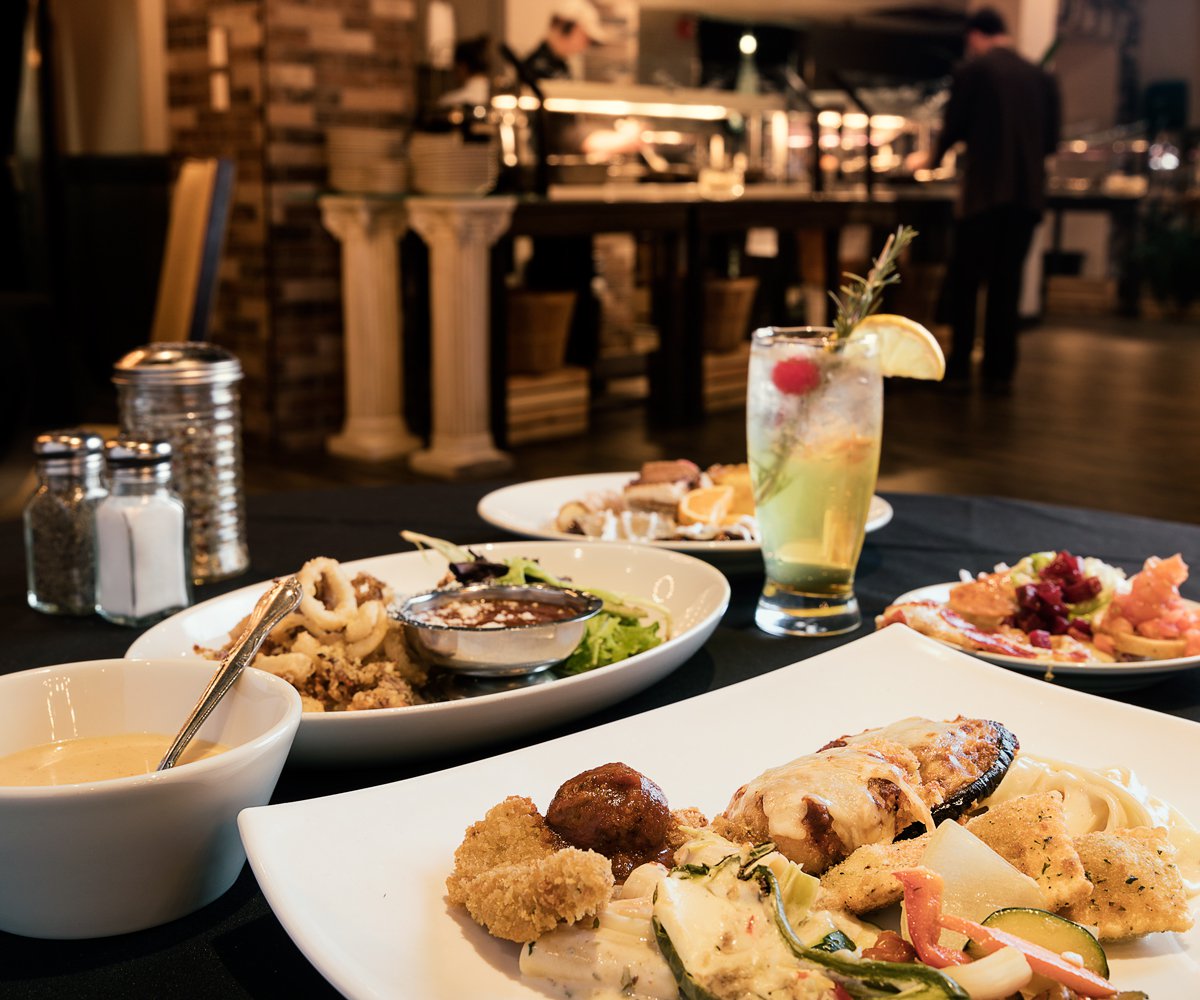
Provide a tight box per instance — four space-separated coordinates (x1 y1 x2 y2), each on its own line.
861 930 917 964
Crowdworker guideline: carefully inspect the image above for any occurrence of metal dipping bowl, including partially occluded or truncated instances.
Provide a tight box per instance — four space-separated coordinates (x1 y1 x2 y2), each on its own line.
396 583 604 677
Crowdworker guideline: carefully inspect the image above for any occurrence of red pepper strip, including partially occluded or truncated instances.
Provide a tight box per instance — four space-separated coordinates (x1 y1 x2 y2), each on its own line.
832 985 853 1000
891 869 969 968
938 913 1117 998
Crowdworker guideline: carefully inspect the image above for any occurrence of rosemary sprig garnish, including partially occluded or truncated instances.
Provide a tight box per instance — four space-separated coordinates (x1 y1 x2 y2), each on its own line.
829 225 917 341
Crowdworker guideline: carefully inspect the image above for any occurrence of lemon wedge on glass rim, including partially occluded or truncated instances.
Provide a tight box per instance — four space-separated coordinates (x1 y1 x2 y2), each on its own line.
854 313 946 380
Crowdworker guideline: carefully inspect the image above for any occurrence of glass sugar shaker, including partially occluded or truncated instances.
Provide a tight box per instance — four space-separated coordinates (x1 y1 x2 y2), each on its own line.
95 440 192 627
113 342 249 583
23 429 108 615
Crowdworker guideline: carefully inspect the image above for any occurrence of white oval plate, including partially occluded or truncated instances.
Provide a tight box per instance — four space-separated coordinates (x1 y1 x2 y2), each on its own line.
127 542 730 765
238 626 1200 1000
476 472 894 554
891 583 1200 686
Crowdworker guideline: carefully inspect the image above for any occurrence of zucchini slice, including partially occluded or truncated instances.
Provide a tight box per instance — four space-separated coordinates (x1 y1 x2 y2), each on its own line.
967 907 1108 978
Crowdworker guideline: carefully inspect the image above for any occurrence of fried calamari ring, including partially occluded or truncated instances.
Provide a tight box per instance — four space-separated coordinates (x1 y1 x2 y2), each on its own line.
345 600 390 659
297 557 358 630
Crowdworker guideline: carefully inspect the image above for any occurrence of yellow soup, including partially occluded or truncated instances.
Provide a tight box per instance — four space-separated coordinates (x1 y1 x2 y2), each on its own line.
0 733 230 786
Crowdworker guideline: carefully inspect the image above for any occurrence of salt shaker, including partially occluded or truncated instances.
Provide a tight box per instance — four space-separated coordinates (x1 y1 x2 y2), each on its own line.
95 440 193 627
23 429 108 615
113 342 249 583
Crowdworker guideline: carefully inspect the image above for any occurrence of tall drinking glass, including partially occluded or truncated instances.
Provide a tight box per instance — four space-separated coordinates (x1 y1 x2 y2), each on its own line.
747 327 882 636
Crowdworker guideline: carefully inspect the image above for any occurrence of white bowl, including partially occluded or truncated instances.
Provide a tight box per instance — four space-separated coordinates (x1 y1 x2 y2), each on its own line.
0 658 302 939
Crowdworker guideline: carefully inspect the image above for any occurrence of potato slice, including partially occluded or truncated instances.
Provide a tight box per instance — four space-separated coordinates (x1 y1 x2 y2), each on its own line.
909 820 1047 950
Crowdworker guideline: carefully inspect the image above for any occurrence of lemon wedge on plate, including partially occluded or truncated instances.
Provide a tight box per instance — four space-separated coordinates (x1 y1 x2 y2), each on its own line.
855 314 946 380
677 485 735 526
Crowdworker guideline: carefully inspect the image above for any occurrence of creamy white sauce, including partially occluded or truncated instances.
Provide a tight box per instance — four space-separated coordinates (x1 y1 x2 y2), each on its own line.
0 733 229 786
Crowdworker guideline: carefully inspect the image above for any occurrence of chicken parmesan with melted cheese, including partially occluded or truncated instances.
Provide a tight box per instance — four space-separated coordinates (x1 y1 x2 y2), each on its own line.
714 717 1017 875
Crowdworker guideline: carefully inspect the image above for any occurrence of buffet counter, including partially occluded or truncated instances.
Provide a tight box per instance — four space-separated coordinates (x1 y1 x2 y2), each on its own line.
321 185 1144 470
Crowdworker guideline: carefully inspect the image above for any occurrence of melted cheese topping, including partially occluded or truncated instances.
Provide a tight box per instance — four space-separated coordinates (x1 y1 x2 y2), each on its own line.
732 744 933 852
838 717 989 806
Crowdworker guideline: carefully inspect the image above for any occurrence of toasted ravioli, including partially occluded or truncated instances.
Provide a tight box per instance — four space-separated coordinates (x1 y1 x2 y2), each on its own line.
1062 827 1193 940
447 796 614 942
818 836 930 914
966 791 1092 910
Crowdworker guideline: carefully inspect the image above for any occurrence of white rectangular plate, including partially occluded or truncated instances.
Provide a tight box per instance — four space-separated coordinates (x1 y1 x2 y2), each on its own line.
239 626 1200 999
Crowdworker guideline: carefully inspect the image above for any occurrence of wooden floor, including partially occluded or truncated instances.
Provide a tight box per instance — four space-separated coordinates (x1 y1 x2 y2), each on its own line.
234 312 1200 526
1 313 1196 525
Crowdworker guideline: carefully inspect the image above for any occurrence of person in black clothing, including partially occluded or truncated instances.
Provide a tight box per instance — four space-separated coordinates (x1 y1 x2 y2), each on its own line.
926 8 1061 390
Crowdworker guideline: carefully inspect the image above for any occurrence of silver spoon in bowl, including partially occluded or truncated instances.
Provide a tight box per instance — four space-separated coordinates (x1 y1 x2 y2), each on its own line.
157 575 304 771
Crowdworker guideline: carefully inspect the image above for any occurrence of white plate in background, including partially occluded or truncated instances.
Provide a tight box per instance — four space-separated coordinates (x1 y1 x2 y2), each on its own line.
239 626 1200 999
127 541 730 765
477 472 894 555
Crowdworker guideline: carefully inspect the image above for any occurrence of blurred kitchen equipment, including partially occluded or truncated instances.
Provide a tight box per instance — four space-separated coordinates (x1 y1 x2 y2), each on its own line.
113 343 248 583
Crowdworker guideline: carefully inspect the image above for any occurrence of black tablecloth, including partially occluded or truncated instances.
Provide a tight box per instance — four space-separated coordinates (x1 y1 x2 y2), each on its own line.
3 486 1199 998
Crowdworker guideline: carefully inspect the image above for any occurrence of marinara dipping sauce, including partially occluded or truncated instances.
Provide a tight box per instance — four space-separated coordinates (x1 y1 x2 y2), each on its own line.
398 583 605 676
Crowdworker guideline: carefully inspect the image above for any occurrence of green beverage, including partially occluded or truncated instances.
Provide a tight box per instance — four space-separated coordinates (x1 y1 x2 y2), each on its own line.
747 328 882 635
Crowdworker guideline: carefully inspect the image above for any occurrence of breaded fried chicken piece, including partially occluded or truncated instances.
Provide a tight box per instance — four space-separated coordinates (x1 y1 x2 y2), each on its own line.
965 791 1092 910
447 796 614 942
453 848 614 942
447 796 561 887
1062 827 1193 940
818 836 929 914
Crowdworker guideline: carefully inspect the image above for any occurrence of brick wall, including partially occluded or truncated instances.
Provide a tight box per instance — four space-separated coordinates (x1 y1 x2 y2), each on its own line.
165 0 415 449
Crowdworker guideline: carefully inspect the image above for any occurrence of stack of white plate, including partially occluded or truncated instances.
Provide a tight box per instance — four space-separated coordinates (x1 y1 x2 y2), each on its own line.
326 127 408 194
407 131 498 196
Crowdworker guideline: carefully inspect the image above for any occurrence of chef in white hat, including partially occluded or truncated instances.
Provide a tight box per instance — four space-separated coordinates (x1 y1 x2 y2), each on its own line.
522 0 610 81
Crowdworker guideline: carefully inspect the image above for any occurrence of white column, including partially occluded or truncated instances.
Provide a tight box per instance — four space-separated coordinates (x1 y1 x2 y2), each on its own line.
319 194 421 462
407 196 516 479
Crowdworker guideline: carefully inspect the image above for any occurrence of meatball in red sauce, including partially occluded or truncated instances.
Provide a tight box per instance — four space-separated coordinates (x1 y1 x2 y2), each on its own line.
545 762 672 881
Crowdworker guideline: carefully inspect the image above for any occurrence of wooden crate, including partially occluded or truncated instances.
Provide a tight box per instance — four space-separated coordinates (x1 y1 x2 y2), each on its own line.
1045 276 1117 315
506 366 589 445
703 343 750 413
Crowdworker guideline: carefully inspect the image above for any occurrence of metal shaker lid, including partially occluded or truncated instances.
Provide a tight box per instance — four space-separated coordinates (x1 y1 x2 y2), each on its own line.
104 439 174 466
33 428 104 459
112 342 243 386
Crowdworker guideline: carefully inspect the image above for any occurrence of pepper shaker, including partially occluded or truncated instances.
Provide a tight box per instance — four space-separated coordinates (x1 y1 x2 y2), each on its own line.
23 429 108 615
95 440 193 627
113 342 249 583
